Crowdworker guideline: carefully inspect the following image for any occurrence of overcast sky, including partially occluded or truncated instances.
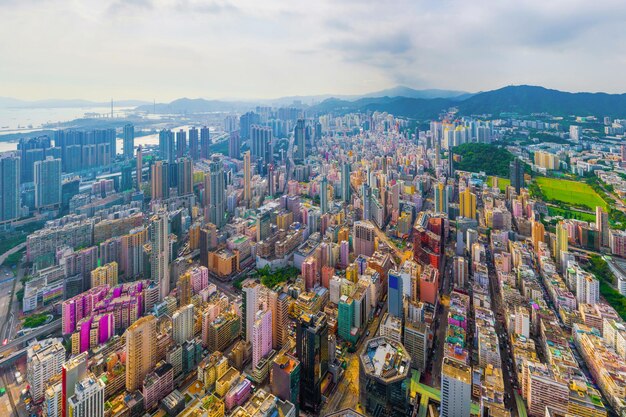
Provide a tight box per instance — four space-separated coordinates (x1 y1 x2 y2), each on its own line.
2 0 626 101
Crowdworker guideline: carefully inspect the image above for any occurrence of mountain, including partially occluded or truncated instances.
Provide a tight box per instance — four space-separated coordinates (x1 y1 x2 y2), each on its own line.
359 86 469 100
308 96 452 119
0 97 150 108
458 85 626 117
135 97 253 113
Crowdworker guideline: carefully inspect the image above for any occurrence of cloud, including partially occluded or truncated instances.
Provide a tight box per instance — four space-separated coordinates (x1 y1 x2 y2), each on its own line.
2 0 626 100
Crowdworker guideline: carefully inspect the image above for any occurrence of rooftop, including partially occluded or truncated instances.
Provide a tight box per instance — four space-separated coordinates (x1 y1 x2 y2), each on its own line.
360 336 411 382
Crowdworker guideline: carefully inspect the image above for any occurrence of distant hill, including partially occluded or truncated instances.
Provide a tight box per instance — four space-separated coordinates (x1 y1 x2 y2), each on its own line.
458 85 626 117
359 86 469 100
135 97 253 113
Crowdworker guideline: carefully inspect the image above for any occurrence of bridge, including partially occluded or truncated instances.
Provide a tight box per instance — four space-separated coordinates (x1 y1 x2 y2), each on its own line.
0 319 62 367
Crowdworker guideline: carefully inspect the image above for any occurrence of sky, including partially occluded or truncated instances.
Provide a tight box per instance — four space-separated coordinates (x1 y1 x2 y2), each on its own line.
2 0 626 101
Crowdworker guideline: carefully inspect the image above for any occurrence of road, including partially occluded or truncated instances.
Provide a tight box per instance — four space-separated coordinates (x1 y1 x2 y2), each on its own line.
0 243 25 266
486 248 520 415
0 319 62 359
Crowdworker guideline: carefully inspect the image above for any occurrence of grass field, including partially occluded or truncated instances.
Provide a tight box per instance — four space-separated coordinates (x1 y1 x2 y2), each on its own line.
547 206 596 222
536 177 608 211
486 176 510 192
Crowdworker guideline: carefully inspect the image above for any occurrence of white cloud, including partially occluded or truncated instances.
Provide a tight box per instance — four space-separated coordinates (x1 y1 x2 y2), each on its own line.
1 0 625 100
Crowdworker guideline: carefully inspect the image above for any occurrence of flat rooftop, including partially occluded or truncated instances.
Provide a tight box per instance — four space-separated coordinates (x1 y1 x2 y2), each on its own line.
360 336 411 382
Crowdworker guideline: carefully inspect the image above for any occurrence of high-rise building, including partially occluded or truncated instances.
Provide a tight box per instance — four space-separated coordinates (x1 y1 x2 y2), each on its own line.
251 125 272 165
27 338 65 403
0 154 20 223
404 320 429 371
136 145 143 191
270 352 300 414
177 157 193 196
337 295 355 343
228 131 241 159
459 187 476 219
206 155 226 227
341 162 351 204
188 127 199 160
200 126 211 160
441 357 471 417
125 315 157 391
596 206 609 247
510 158 524 194
239 111 260 140
296 312 328 413
242 280 261 342
353 221 376 257
123 123 134 159
320 176 328 214
570 125 581 141
90 261 118 287
252 308 272 369
243 151 252 203
159 129 175 163
34 157 62 210
151 160 170 201
555 221 568 267
172 304 195 345
67 375 105 417
61 352 87 417
150 210 170 300
175 129 187 158
434 182 449 214
177 272 192 305
359 336 412 417
388 270 403 319
531 220 545 251
294 119 306 161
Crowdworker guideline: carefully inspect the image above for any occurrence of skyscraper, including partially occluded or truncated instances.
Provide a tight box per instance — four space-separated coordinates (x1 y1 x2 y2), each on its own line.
251 125 272 165
296 312 328 413
150 210 170 300
252 308 272 369
596 206 609 247
67 375 105 417
353 221 376 257
320 176 328 214
172 304 195 345
228 131 241 159
177 157 193 196
159 129 175 163
200 126 211 160
388 270 403 319
459 187 476 219
510 158 524 193
34 157 61 210
555 221 568 266
243 151 252 203
125 315 157 391
239 111 260 140
294 119 306 161
150 161 170 201
242 280 261 342
441 357 471 417
123 123 134 159
62 352 88 417
136 145 143 191
341 162 351 204
175 129 187 159
206 155 226 227
188 127 199 160
434 182 449 214
27 338 65 403
0 154 20 223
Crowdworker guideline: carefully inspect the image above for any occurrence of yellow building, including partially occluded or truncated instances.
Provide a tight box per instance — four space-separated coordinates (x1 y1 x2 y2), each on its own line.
531 220 545 251
208 249 240 277
91 261 118 287
459 187 477 219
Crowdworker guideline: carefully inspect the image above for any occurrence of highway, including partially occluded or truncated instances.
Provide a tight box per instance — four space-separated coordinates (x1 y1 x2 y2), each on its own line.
0 319 62 358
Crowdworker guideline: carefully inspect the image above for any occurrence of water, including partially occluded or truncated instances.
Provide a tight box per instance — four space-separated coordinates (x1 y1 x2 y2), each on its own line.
0 106 119 132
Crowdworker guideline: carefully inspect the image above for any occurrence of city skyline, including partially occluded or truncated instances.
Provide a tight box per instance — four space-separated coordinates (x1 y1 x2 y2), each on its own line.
3 0 626 101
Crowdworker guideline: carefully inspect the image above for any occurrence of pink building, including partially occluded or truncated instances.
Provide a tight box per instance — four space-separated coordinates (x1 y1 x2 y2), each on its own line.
321 266 334 289
143 362 173 410
190 266 209 293
225 379 252 411
252 309 272 369
339 240 349 268
419 265 439 305
301 257 318 291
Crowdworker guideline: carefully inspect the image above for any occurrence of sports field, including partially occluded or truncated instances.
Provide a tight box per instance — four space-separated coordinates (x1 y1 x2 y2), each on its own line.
536 177 608 211
486 176 510 192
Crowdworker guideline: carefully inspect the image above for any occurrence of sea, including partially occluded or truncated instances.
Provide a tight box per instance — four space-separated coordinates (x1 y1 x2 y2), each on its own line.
0 106 161 153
